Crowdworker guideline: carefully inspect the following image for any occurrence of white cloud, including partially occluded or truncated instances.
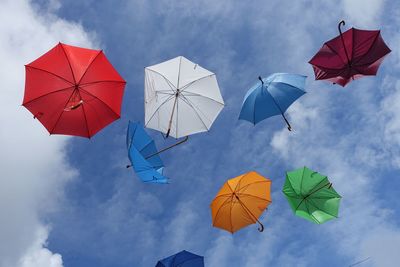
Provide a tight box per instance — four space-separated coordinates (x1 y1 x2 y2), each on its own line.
342 0 386 27
19 226 63 267
0 0 95 266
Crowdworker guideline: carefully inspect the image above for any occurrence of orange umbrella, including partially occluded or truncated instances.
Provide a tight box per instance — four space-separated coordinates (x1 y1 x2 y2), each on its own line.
210 171 272 233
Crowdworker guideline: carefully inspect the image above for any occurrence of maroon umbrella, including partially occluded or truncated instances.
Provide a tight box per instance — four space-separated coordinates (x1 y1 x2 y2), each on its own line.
309 20 391 87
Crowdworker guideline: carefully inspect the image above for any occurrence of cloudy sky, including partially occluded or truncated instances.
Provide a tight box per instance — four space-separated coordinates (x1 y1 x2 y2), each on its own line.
1 0 400 266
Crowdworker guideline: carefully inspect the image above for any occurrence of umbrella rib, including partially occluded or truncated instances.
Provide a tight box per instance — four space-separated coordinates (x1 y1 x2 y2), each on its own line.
79 88 120 118
79 80 126 87
283 176 300 197
60 44 77 84
229 195 234 233
325 42 347 66
25 65 74 86
181 91 224 105
271 82 306 96
354 33 387 66
179 74 215 92
212 197 233 227
308 198 339 218
49 89 79 134
152 91 175 96
176 93 179 137
300 167 306 195
307 180 330 196
237 180 270 194
237 193 271 203
145 95 175 128
304 201 320 223
77 90 91 137
127 121 138 150
352 32 380 66
294 197 306 211
235 194 264 227
145 68 176 93
76 50 102 85
178 95 210 131
22 86 75 106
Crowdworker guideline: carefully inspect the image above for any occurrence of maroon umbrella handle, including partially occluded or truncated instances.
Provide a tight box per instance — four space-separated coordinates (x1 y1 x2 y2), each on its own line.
338 20 351 66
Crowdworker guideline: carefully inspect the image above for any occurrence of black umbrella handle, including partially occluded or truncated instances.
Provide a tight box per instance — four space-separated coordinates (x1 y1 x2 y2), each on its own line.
234 194 266 233
281 113 292 131
338 20 351 65
258 222 264 232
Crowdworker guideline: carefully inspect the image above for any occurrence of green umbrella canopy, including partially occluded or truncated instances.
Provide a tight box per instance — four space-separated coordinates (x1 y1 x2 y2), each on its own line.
283 166 341 224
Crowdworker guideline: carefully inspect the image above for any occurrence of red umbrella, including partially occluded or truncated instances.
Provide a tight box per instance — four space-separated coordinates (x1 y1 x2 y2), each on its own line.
309 20 391 87
23 43 126 138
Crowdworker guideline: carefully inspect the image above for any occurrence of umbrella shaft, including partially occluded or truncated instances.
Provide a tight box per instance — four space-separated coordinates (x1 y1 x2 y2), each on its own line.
145 136 189 159
166 96 179 137
234 194 265 231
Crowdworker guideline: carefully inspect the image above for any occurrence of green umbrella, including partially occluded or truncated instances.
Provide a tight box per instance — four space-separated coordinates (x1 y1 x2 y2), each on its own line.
283 166 341 224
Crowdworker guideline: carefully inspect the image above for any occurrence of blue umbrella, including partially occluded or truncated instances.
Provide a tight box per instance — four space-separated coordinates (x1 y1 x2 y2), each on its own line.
156 250 204 267
239 73 306 131
126 121 168 184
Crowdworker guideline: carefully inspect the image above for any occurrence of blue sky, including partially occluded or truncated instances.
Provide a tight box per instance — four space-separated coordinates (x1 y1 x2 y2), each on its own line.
1 0 400 267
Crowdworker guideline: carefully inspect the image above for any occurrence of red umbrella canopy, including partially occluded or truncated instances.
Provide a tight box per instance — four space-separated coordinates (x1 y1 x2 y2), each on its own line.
23 43 126 138
309 21 391 87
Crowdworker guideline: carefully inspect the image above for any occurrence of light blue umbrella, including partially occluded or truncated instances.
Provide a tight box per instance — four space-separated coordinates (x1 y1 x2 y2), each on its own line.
239 73 306 131
156 250 204 267
126 121 168 184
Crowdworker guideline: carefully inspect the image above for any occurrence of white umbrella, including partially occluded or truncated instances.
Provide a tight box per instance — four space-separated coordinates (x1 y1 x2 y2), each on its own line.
144 56 225 139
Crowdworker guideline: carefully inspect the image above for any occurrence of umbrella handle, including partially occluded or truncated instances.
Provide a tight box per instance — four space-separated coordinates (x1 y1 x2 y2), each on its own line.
258 222 264 232
338 20 345 35
281 113 292 131
145 136 189 159
338 20 351 65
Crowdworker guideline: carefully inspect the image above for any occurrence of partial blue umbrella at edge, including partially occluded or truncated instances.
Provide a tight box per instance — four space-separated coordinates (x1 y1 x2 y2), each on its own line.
126 121 168 184
239 73 307 131
156 250 204 267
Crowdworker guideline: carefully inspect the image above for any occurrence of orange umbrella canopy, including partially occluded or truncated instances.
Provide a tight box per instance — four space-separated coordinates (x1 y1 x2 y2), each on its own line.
210 171 272 233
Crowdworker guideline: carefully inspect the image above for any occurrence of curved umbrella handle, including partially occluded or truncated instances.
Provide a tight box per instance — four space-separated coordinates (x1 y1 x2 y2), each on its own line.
338 20 345 35
338 20 351 65
257 222 264 232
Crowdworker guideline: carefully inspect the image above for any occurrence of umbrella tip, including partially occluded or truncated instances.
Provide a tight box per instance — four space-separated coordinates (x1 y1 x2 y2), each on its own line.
258 76 264 85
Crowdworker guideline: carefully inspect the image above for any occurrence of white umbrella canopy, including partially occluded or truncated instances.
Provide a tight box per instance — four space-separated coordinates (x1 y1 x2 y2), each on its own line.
144 56 225 139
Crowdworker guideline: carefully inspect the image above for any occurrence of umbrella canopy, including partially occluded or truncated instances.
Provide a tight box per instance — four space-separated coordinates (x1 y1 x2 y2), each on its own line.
126 121 168 184
210 171 271 233
239 73 306 131
309 20 391 87
283 166 341 224
156 250 204 267
145 56 224 138
23 42 126 138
